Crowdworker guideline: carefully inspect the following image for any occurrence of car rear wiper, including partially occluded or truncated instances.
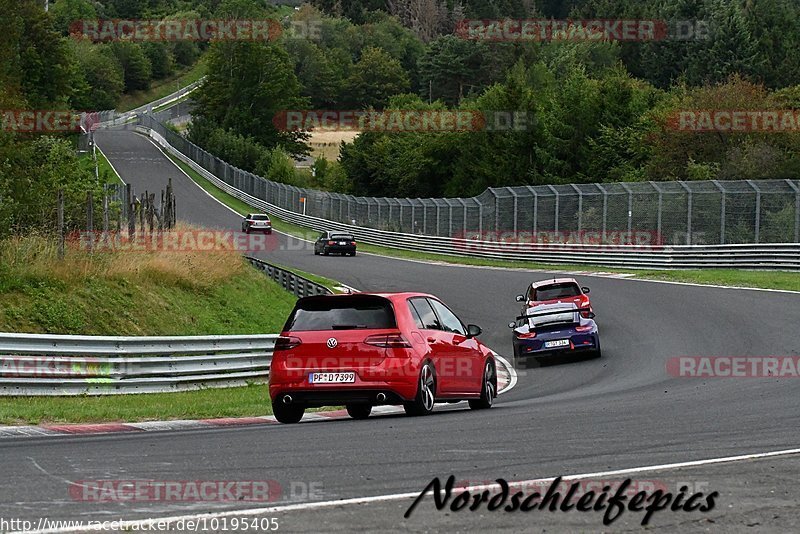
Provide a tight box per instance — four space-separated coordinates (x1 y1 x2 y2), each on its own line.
331 324 369 330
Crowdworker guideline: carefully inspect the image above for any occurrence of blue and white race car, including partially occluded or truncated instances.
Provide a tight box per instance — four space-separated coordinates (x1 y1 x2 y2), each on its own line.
509 303 601 364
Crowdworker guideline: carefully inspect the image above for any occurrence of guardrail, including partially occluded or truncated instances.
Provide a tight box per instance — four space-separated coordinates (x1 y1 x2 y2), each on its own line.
0 333 276 396
144 127 800 270
246 256 332 297
94 78 205 128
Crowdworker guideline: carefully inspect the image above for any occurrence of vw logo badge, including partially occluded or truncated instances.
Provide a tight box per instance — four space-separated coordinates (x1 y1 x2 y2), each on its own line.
326 338 338 349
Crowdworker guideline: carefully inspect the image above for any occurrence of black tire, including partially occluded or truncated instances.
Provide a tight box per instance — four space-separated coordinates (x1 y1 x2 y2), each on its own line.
273 401 304 424
350 251 357 256
323 249 329 256
593 339 602 359
469 360 496 410
346 404 372 420
244 226 250 234
404 362 436 416
314 249 320 255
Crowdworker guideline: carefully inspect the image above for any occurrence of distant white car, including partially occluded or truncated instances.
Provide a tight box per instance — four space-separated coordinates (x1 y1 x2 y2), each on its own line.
242 213 272 234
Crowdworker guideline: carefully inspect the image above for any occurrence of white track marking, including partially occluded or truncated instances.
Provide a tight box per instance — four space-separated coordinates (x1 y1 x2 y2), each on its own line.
96 146 125 186
22 447 800 533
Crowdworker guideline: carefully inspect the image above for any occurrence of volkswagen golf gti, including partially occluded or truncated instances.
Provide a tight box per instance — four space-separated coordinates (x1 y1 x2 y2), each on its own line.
269 293 497 423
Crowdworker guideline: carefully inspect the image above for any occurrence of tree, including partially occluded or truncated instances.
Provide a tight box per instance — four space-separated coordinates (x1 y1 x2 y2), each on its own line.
67 40 124 110
343 46 410 108
109 41 152 92
191 39 310 156
418 36 490 106
49 0 97 35
143 42 174 80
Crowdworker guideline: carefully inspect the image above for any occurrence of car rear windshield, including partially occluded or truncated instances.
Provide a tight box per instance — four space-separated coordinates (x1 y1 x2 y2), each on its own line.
285 296 395 331
532 283 581 300
251 215 270 221
330 234 355 241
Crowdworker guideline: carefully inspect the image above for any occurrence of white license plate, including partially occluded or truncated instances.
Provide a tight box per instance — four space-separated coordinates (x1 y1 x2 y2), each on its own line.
338 241 347 245
544 339 570 348
309 372 356 384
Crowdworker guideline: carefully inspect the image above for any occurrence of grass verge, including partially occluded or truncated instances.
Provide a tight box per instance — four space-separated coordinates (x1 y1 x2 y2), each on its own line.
165 153 346 292
117 58 206 112
0 234 301 424
163 151 800 292
0 385 271 425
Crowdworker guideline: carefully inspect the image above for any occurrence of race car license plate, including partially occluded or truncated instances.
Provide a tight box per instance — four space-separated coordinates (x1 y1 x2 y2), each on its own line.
338 241 347 245
309 372 356 384
545 339 570 348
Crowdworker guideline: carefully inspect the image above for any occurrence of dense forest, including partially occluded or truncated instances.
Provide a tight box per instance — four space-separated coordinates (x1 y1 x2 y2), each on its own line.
186 0 800 198
1 0 799 239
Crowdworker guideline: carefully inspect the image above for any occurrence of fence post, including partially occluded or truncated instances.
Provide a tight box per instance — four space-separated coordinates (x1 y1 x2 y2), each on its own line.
747 180 761 244
86 190 94 253
547 185 559 234
597 184 608 242
712 180 725 244
509 188 519 234
570 184 581 233
787 180 800 243
57 189 65 260
650 182 663 245
679 182 692 245
127 184 135 240
102 184 109 235
620 183 633 238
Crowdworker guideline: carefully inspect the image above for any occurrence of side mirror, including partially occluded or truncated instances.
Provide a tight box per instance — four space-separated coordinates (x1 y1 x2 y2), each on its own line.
581 286 590 294
466 324 482 338
508 322 516 329
515 295 525 302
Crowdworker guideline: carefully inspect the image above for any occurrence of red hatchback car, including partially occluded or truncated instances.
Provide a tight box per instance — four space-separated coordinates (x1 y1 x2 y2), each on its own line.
269 292 497 423
516 278 593 317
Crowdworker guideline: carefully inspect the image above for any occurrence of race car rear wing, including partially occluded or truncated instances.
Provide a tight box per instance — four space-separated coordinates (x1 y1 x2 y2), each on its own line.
515 307 594 321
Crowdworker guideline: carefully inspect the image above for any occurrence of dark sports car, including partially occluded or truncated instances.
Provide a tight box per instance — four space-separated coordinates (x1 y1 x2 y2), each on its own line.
509 303 600 365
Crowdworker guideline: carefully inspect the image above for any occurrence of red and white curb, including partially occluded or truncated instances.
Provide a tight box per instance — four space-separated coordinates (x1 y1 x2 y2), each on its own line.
0 355 516 440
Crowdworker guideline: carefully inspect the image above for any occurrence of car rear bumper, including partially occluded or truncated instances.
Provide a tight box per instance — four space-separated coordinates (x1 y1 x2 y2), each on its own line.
324 245 356 253
515 334 599 358
271 388 408 408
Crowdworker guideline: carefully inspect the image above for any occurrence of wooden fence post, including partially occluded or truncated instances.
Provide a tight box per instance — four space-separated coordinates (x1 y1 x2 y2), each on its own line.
57 189 65 259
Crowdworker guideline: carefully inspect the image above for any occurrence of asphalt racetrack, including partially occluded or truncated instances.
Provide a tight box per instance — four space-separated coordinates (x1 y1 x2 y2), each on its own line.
2 127 796 533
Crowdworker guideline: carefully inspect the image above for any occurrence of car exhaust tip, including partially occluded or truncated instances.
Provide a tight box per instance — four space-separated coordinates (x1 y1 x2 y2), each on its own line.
282 395 293 405
376 393 386 403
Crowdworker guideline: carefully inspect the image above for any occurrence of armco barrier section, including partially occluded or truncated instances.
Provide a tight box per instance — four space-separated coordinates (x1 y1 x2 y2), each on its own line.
145 127 800 270
246 256 332 297
0 333 276 396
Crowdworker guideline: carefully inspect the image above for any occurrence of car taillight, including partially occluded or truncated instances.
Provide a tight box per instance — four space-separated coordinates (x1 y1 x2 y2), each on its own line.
327 240 335 245
575 325 593 332
350 241 356 245
364 334 411 348
274 336 302 351
515 332 536 339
